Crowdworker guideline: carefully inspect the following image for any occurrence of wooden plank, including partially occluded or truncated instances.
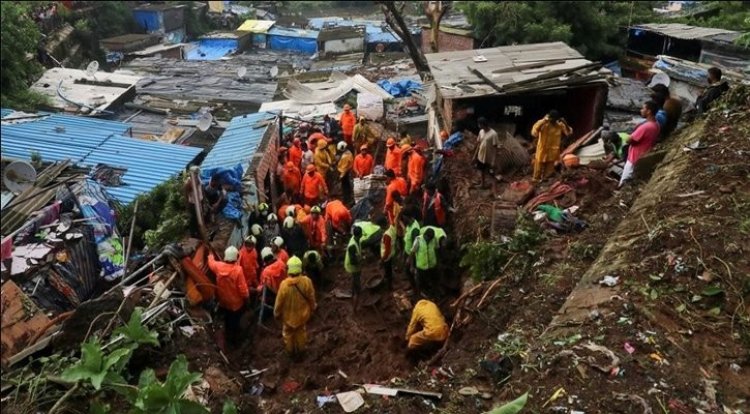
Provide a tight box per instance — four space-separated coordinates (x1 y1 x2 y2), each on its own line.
1 281 52 363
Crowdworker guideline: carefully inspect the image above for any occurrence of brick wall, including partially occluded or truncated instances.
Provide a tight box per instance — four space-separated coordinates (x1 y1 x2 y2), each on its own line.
421 30 475 53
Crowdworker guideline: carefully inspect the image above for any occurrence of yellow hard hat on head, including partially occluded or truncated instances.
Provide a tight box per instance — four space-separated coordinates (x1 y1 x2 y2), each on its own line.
287 256 303 275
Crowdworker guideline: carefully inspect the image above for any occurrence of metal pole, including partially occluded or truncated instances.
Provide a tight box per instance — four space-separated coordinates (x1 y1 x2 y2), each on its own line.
258 285 268 326
189 166 209 244
104 253 165 295
123 200 139 273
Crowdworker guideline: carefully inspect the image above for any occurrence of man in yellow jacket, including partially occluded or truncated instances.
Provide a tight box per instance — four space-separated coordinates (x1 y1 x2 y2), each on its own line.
314 139 332 177
274 256 317 356
336 141 354 203
531 110 572 183
405 299 449 352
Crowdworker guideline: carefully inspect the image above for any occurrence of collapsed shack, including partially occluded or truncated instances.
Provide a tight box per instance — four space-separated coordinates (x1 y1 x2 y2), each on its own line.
425 42 609 143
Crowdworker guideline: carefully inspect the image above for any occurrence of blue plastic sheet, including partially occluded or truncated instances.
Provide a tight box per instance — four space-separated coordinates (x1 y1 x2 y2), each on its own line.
432 131 464 178
133 10 161 32
376 79 423 97
201 164 244 220
74 180 125 281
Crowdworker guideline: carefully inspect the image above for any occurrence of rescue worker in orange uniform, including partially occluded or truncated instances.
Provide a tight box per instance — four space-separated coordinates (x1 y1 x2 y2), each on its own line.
208 246 249 347
300 164 328 206
405 299 449 352
352 145 374 178
257 247 287 320
385 137 403 176
324 198 353 238
404 144 426 194
281 161 301 198
300 205 328 254
289 138 303 168
271 236 290 264
422 182 446 227
238 236 259 291
384 169 408 224
274 256 317 356
339 104 356 146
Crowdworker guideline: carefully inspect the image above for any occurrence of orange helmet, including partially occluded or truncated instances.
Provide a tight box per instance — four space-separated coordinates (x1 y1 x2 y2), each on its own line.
286 161 295 168
306 164 316 172
386 137 396 147
562 154 580 168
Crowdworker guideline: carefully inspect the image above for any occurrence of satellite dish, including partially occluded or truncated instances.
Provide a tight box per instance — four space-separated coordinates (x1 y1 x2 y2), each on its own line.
85 61 99 78
197 112 213 132
3 161 37 194
648 72 671 88
237 67 247 79
269 66 279 78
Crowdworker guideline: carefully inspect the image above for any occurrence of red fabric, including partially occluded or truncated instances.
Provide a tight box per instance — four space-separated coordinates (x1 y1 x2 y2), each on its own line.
407 151 426 192
423 192 446 226
289 144 303 168
339 111 356 136
627 120 660 164
525 181 574 211
208 255 249 311
282 163 301 195
259 259 287 294
238 246 259 289
385 147 403 176
353 153 374 178
325 200 352 233
300 171 328 202
300 214 327 248
381 232 393 260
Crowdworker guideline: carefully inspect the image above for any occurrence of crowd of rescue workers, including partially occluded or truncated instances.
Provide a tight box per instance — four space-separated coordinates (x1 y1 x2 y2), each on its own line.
181 67 730 359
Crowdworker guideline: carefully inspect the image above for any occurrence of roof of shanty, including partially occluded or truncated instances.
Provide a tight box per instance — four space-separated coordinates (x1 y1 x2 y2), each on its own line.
425 42 606 100
1 111 201 204
199 31 249 40
631 23 739 41
30 68 142 115
281 71 392 104
318 26 365 42
126 42 186 57
201 112 276 172
100 33 159 44
133 3 187 11
117 50 312 113
237 19 276 33
267 26 320 39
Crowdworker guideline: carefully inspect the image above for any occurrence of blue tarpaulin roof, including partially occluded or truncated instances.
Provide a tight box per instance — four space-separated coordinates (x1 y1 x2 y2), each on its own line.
267 27 318 54
133 9 162 32
201 112 276 172
186 38 239 60
307 17 418 44
1 112 201 204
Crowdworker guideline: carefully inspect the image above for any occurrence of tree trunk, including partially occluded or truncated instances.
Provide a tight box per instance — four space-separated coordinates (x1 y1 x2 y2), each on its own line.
378 1 432 80
424 1 452 53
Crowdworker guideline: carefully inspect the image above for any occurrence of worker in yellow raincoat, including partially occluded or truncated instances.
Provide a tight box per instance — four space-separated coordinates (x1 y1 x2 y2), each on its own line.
405 299 449 351
531 110 572 183
274 256 317 356
314 139 332 177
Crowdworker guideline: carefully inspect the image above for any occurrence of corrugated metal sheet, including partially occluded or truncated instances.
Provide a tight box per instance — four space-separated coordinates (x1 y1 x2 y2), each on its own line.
1 114 131 162
82 136 201 204
201 112 275 171
633 23 737 40
268 27 319 39
1 108 15 118
237 19 275 33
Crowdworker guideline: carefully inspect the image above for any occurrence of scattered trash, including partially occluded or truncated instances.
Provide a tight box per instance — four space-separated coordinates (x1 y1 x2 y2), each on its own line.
336 391 365 413
683 140 708 151
623 342 635 354
542 387 566 408
316 395 337 408
203 367 240 396
458 386 480 396
281 380 301 393
613 393 653 414
553 333 583 347
240 368 268 379
599 275 619 287
338 369 349 379
248 384 264 396
729 363 741 373
588 309 601 320
481 392 492 400
179 326 196 337
579 342 621 373
649 352 669 365
480 357 513 383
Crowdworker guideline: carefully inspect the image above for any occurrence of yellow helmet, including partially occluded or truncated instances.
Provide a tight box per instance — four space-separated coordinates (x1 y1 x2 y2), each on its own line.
287 256 303 275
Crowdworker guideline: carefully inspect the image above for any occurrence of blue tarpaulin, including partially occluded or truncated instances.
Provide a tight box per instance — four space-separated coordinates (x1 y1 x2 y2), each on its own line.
133 10 162 32
376 79 422 98
186 38 239 60
200 165 244 220
267 27 318 54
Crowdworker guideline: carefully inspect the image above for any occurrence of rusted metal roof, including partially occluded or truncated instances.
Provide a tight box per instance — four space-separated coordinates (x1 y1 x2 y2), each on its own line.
631 23 738 41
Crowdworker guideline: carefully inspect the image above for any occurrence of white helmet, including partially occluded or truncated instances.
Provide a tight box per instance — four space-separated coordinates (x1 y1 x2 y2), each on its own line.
261 247 274 261
224 246 239 262
251 224 263 236
285 205 296 217
337 141 347 151
272 236 284 247
244 235 256 245
267 213 278 223
283 216 295 229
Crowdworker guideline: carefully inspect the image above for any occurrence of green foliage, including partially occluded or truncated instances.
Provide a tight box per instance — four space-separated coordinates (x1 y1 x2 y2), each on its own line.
113 308 160 347
0 2 48 110
131 356 207 414
65 2 138 66
61 338 131 390
223 400 239 414
118 175 190 251
459 1 659 61
460 213 545 282
182 1 211 38
672 1 750 32
486 392 528 414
